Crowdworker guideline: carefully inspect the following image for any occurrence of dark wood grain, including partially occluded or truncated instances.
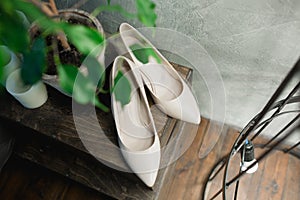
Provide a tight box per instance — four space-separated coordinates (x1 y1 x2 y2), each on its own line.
12 127 153 199
1 119 299 199
0 63 191 170
0 156 113 200
10 116 196 200
0 64 193 199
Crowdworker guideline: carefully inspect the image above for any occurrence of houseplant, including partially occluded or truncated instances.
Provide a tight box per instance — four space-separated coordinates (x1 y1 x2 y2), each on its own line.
6 68 48 109
0 0 157 111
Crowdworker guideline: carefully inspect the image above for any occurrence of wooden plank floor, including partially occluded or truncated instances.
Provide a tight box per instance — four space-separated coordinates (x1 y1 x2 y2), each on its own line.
166 118 300 200
0 118 299 200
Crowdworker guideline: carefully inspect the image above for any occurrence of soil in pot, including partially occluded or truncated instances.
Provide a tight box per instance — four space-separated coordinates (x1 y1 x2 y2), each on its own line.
30 10 102 75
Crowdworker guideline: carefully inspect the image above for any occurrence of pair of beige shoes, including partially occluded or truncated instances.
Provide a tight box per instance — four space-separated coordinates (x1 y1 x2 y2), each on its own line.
111 23 201 187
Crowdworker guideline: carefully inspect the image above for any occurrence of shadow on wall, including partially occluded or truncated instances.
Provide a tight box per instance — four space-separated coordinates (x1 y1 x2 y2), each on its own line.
254 67 300 147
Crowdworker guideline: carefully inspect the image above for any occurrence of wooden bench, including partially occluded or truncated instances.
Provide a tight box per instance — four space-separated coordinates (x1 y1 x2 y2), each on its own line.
0 63 197 199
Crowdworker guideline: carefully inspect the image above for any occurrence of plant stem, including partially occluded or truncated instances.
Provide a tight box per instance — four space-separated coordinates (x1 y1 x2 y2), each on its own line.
94 97 109 112
49 0 59 15
28 0 71 50
97 87 110 94
57 32 71 50
29 0 54 16
51 38 61 67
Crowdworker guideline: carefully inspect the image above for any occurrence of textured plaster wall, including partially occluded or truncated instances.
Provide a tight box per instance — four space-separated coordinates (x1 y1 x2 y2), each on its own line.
57 0 300 139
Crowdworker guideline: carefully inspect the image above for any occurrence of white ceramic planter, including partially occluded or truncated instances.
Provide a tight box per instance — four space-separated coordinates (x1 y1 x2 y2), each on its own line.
0 45 20 85
6 69 48 109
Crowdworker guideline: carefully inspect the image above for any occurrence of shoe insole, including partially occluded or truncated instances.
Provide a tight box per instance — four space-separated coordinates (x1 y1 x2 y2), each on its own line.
125 36 160 64
124 35 182 101
140 63 182 101
114 61 154 151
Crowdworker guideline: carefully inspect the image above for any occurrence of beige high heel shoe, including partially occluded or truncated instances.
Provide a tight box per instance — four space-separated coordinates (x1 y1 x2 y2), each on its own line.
119 23 201 124
111 56 160 187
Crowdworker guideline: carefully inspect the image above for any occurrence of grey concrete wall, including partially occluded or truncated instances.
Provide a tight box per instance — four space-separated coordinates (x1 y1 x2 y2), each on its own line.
57 0 300 140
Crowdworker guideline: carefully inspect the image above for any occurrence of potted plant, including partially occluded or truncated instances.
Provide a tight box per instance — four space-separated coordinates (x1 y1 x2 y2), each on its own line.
6 68 48 109
0 0 157 111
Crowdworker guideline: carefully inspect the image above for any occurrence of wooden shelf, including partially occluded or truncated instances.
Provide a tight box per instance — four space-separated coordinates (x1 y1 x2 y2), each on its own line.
0 63 195 199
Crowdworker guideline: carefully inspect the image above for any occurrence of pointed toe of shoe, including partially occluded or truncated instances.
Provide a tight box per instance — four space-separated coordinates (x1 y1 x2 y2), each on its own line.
112 56 161 187
157 100 201 124
137 170 158 187
182 104 201 124
119 23 201 124
120 148 160 187
181 88 201 124
154 82 201 124
119 135 161 187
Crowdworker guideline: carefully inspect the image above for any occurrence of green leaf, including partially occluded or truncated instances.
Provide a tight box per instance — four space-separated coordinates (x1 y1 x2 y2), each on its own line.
0 46 11 83
107 0 111 5
15 0 59 31
130 43 161 64
58 64 109 111
94 97 109 112
0 7 30 53
63 25 105 56
82 56 105 87
136 0 157 27
113 70 131 107
0 46 11 67
0 0 15 13
57 64 78 95
21 37 46 85
58 64 94 103
73 72 95 104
